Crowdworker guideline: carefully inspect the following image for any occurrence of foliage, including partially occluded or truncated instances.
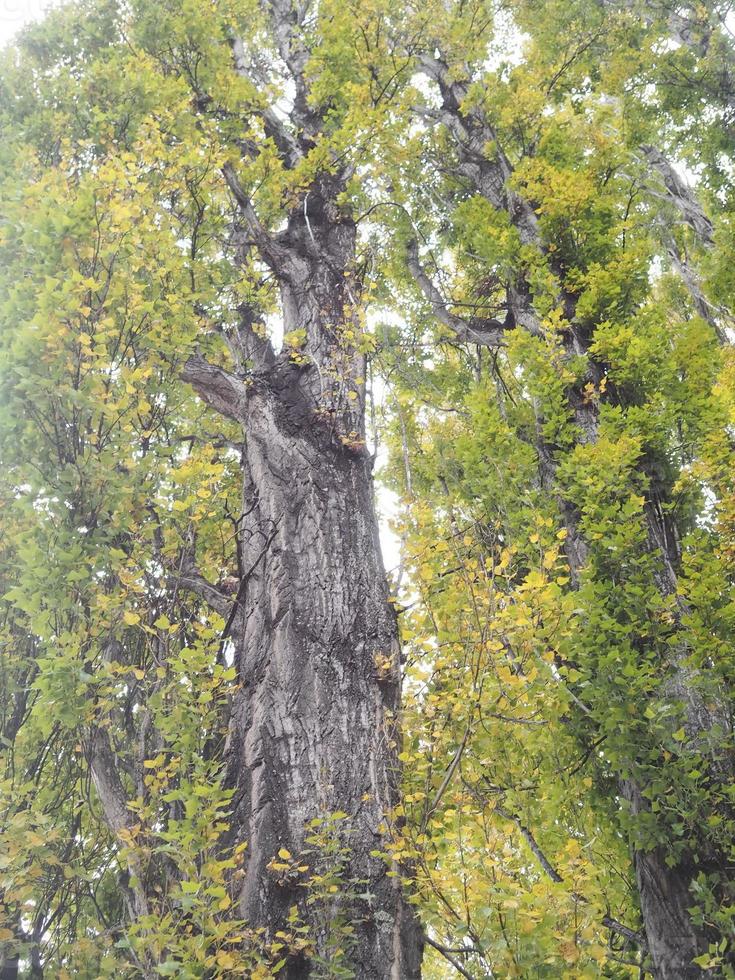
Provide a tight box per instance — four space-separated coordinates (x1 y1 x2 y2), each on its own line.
0 0 734 977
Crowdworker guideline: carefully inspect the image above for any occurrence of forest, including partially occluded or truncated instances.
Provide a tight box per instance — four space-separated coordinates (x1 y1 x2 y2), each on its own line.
0 0 734 977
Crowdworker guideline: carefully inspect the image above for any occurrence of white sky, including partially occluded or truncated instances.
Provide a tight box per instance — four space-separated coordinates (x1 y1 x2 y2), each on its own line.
0 0 46 43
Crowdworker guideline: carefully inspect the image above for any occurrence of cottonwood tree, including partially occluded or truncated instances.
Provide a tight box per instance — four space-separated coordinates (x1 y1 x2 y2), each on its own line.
0 0 422 976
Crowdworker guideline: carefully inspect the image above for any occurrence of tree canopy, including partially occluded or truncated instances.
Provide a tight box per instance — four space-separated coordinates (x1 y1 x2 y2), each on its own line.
0 1 734 978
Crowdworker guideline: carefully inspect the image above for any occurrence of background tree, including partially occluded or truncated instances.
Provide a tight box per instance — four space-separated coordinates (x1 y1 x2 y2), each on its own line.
373 0 735 976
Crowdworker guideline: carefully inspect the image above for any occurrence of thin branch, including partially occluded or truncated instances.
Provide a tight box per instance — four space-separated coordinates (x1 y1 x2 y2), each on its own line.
422 722 473 832
406 240 509 347
424 935 476 980
639 144 714 246
495 804 647 953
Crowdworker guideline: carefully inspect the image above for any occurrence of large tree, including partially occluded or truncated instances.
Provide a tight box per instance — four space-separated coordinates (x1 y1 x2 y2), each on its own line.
0 0 422 976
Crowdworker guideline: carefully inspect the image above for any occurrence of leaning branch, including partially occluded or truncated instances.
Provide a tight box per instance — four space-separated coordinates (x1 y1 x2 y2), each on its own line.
422 722 473 832
230 36 302 168
495 804 647 954
406 240 509 348
221 163 289 273
87 727 150 919
640 144 714 246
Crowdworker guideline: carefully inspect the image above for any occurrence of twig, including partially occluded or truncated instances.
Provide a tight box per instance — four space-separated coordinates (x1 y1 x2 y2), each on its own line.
424 936 476 980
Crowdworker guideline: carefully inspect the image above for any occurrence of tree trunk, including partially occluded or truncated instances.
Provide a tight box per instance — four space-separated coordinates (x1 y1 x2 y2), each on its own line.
183 176 423 977
621 780 711 980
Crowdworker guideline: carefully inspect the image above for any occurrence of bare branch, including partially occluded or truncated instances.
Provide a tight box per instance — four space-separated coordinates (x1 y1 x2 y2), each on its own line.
267 0 311 87
422 722 473 831
602 915 647 947
667 244 730 343
87 728 149 919
495 804 563 883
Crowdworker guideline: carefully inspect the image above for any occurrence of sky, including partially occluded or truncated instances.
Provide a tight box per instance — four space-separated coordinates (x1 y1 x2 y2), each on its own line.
0 0 46 44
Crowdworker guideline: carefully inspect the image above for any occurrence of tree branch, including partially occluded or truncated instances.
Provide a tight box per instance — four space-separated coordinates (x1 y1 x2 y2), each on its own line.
175 563 233 618
221 163 293 275
230 36 302 168
87 728 149 919
407 240 509 347
640 144 714 246
424 935 476 980
495 804 647 952
181 353 249 422
422 721 473 832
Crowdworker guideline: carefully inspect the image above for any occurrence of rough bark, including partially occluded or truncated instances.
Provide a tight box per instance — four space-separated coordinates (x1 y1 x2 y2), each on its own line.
183 117 423 978
413 53 731 979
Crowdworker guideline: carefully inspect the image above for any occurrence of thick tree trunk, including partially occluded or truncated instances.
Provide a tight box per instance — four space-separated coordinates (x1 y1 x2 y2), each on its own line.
229 371 420 977
183 176 423 976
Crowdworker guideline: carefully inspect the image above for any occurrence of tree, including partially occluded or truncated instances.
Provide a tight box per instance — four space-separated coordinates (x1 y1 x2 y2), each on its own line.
377 1 735 976
2 1 734 978
0 0 422 975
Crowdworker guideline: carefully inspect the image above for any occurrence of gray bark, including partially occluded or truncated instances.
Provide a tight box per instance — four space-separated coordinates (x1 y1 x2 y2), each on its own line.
183 168 423 976
181 5 424 970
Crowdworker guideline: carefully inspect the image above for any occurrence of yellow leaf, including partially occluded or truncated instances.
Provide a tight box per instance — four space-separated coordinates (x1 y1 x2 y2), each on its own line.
123 611 140 626
277 848 292 860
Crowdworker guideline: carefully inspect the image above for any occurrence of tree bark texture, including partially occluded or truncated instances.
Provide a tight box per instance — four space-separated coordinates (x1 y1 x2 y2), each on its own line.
415 54 732 979
183 173 423 978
